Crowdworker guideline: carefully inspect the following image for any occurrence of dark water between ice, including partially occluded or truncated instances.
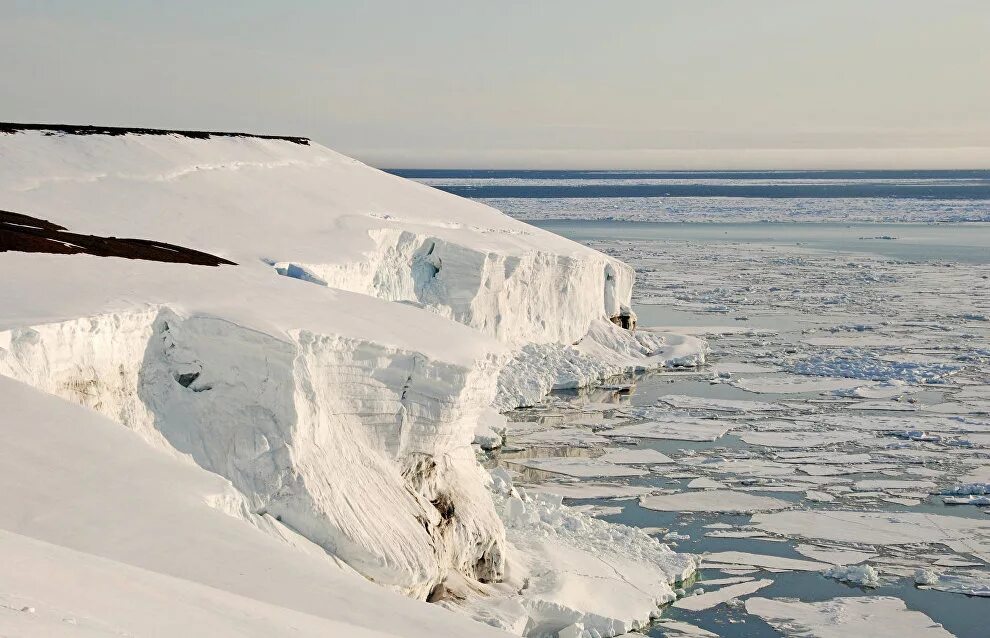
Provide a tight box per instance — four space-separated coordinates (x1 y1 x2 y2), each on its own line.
502 369 988 638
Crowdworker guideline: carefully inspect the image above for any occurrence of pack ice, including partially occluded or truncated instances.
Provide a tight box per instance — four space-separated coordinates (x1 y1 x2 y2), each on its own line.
0 126 704 636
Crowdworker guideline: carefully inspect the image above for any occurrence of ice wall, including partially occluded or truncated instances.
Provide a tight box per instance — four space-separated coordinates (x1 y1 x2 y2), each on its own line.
275 228 636 346
0 306 505 599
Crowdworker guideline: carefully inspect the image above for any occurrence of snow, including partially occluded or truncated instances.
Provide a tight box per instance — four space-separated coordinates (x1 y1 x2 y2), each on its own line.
0 129 708 635
0 377 508 638
640 491 791 514
745 596 955 638
671 578 773 611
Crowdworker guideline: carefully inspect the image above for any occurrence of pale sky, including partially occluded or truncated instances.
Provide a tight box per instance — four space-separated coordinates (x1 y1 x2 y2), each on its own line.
2 0 989 168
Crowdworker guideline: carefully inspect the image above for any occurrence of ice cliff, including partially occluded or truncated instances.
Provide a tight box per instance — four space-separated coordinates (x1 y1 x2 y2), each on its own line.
0 125 703 635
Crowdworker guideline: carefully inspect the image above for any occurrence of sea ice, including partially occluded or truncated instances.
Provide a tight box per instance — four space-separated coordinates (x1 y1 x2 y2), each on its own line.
702 551 829 572
597 448 675 464
732 375 871 394
656 394 787 413
739 430 862 448
745 596 954 638
599 420 734 442
640 491 790 514
671 578 773 611
752 509 990 555
824 564 881 587
528 483 657 500
515 457 648 479
794 545 876 565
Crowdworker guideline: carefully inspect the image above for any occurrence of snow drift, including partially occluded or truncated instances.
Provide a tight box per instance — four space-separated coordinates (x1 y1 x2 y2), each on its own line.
0 125 702 635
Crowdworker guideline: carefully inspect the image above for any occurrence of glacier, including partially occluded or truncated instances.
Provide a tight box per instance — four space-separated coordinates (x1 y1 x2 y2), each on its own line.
0 125 703 636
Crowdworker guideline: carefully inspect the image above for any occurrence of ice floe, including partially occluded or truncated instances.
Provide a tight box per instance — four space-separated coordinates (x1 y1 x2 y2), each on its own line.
672 578 773 611
640 491 791 514
745 596 954 637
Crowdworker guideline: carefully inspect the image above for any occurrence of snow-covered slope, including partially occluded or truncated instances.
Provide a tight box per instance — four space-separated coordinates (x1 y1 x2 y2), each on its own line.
0 376 510 637
0 126 702 635
0 127 636 346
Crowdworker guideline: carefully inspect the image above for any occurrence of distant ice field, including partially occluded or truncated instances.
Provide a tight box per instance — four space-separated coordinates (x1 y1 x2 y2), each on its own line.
390 169 990 223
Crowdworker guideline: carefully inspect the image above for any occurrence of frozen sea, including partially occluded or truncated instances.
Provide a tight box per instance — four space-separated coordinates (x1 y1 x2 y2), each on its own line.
399 169 990 637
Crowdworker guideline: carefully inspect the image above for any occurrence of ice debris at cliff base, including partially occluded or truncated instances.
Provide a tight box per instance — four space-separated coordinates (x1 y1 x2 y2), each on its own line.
440 468 696 637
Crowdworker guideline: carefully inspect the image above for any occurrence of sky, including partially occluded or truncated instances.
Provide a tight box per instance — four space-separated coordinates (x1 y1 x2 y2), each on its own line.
2 0 989 169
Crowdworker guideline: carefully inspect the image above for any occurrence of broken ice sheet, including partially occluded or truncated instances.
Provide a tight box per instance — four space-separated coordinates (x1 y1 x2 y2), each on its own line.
751 509 990 555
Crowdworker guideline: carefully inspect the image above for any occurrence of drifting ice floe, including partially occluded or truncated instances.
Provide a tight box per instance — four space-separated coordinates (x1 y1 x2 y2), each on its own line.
640 491 791 514
671 578 773 611
752 510 990 557
702 551 829 572
745 596 954 638
599 419 734 442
